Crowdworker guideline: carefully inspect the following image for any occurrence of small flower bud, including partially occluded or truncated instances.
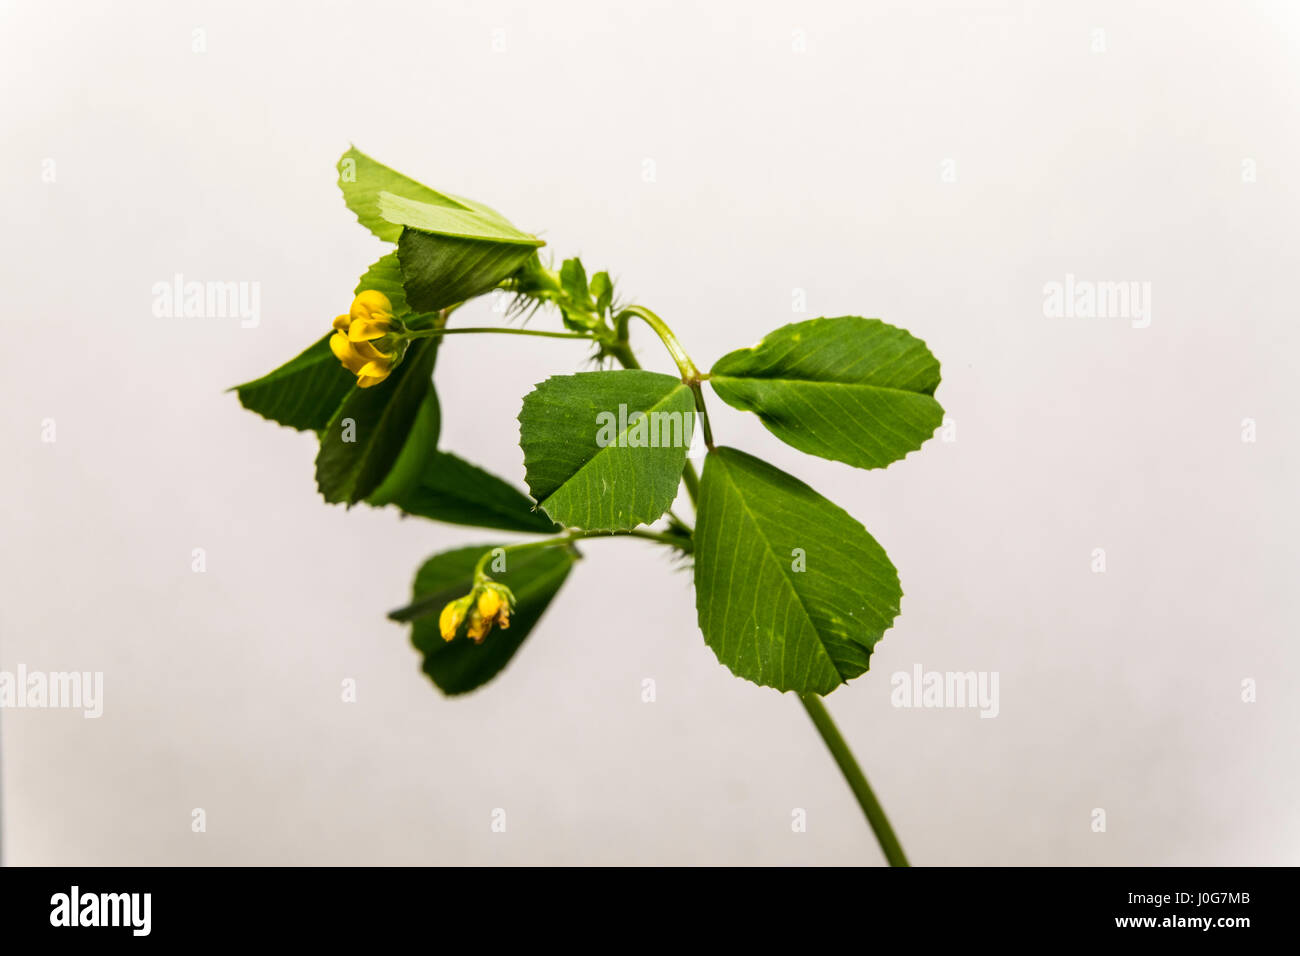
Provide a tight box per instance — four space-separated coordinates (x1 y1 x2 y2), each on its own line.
438 595 473 642
441 581 515 645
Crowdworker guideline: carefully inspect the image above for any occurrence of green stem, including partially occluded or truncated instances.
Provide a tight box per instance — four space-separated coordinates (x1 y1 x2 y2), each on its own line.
688 383 715 450
605 339 642 369
798 694 910 867
472 528 690 581
680 462 701 507
604 311 705 507
406 326 597 341
615 305 700 379
613 304 716 461
628 528 693 552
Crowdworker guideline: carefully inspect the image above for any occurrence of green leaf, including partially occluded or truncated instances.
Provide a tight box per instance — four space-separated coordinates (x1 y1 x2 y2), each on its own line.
336 147 543 312
375 185 544 314
364 378 442 505
559 258 590 305
397 227 542 315
353 251 409 315
693 446 902 695
709 317 943 470
315 338 440 504
232 333 355 432
336 146 513 243
391 544 577 695
518 370 695 530
381 451 561 534
378 192 543 247
590 271 613 316
556 258 600 329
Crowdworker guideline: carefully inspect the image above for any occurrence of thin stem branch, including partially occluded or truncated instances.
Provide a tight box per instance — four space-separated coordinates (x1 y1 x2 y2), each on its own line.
626 528 693 552
472 527 691 581
688 383 715 451
798 694 910 866
406 326 597 341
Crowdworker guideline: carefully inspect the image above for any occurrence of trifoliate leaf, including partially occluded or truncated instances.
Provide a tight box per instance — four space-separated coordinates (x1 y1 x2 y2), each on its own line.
337 147 544 312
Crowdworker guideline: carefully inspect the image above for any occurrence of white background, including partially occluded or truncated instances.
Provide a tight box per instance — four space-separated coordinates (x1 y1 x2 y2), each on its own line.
2 0 1297 865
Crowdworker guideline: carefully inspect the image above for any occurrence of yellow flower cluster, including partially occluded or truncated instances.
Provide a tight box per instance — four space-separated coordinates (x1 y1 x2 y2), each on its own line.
331 290 398 387
439 582 515 644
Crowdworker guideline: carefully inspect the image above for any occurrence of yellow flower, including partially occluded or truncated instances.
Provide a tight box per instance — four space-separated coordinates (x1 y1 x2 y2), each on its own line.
439 595 473 642
331 290 398 387
439 582 514 644
340 289 396 341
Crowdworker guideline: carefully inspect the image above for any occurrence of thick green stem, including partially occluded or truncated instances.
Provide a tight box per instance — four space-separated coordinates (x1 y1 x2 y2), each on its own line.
798 694 910 867
605 338 642 370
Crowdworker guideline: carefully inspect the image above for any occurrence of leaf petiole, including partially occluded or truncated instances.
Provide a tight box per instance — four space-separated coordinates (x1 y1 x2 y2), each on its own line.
680 461 701 507
614 305 699 379
613 304 716 457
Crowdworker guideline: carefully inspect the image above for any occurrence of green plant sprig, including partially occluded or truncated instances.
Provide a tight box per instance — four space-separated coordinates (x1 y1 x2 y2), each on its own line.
232 146 946 865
